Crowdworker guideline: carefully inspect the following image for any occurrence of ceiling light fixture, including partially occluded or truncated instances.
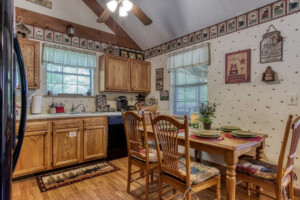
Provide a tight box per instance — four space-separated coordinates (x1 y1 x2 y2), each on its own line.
106 0 133 17
107 0 118 12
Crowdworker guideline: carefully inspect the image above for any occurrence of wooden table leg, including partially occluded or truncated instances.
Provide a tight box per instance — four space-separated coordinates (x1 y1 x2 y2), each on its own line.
255 142 265 198
225 151 238 200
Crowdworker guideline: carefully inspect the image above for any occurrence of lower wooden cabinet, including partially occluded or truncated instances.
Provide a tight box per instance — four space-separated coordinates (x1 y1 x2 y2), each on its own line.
83 125 107 161
14 116 108 177
52 128 81 167
14 130 50 177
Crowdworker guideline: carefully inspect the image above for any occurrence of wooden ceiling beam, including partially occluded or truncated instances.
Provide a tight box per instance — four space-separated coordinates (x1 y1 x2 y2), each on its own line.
82 0 141 49
15 7 142 51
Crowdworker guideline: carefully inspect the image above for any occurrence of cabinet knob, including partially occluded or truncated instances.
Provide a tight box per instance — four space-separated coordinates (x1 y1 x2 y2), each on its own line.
45 131 48 135
34 83 37 86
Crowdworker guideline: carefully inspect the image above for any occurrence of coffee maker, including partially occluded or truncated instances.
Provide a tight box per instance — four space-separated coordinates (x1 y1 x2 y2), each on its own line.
116 96 128 111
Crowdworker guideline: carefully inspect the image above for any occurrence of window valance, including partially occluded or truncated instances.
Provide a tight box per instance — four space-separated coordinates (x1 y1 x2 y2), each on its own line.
42 43 97 69
167 43 210 71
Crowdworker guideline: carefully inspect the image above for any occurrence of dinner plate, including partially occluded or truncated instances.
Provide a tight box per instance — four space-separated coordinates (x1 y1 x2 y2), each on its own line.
194 130 220 138
221 126 241 132
230 131 257 138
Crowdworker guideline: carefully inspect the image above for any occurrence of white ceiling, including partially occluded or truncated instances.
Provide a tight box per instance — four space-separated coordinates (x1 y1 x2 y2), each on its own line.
96 0 277 50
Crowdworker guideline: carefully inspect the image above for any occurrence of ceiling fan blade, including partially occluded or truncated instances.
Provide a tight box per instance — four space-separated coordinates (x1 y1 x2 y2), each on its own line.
97 8 110 23
132 4 152 26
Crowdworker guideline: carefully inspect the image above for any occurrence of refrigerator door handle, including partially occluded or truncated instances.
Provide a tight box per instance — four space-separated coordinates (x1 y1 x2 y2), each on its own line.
12 35 28 171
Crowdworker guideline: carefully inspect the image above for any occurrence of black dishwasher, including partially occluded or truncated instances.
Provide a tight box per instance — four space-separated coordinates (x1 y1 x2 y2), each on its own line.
107 116 128 160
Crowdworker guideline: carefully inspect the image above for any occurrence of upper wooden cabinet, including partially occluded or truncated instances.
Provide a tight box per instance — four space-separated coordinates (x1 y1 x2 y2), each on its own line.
130 60 151 93
19 38 40 90
99 54 151 93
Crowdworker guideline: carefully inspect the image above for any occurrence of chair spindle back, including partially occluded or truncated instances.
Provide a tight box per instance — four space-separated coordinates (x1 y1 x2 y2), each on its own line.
151 115 190 183
122 110 149 162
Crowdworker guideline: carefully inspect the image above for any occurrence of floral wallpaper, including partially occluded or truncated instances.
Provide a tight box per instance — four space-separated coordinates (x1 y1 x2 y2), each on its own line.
146 12 300 187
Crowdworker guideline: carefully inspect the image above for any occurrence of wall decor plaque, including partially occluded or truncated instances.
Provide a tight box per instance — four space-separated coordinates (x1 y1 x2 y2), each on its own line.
260 25 283 63
225 49 251 84
156 68 164 91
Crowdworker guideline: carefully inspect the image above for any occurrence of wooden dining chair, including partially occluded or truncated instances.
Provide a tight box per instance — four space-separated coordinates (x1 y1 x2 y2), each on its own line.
121 110 159 200
236 114 300 199
150 114 221 200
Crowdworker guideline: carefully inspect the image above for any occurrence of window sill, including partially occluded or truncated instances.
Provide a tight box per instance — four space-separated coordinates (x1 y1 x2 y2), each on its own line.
43 95 95 98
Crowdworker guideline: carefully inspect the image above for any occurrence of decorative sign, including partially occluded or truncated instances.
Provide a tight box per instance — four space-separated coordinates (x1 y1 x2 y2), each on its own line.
155 68 164 91
260 26 283 63
225 49 251 84
160 90 169 101
69 132 77 137
95 95 107 112
26 0 52 9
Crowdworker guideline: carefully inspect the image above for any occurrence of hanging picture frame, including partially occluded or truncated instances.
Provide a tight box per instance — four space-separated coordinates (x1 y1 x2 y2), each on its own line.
260 25 283 63
225 49 251 84
156 68 164 91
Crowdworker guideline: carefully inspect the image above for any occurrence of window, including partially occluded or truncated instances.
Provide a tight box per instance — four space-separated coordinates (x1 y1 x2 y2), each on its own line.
171 66 207 115
46 64 93 95
42 43 96 95
168 43 210 116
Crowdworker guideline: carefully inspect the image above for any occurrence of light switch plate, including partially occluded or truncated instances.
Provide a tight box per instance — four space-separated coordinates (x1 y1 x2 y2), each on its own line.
287 94 298 105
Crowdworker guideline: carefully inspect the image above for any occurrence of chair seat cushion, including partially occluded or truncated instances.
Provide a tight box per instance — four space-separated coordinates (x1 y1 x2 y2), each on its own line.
177 158 219 184
237 157 277 181
139 148 161 162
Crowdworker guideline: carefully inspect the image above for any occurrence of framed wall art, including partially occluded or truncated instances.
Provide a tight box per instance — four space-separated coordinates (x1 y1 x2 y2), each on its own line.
287 0 300 13
26 0 52 9
248 10 258 26
160 90 169 101
88 40 94 50
157 46 161 54
44 30 53 42
227 18 236 33
210 25 217 38
72 37 79 47
182 36 188 47
177 38 182 48
166 42 172 51
237 15 247 30
260 6 272 23
171 40 177 50
189 33 195 45
63 34 71 45
156 68 164 91
54 32 62 43
128 51 137 59
195 31 202 43
225 49 251 84
136 53 144 61
273 1 286 18
202 28 209 40
34 27 43 40
95 41 101 51
260 25 283 63
120 49 129 58
80 38 87 48
161 44 166 53
218 22 226 36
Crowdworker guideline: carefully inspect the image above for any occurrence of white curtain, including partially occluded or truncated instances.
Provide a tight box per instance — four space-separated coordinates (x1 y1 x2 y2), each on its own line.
42 43 97 69
167 43 210 71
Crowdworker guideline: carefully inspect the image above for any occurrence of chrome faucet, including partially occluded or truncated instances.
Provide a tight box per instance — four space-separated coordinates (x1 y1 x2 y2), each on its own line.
71 103 84 113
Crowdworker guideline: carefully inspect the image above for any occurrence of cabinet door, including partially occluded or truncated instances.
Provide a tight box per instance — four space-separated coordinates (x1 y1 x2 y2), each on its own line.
83 126 107 160
105 55 130 91
53 128 80 167
13 130 49 177
130 60 151 93
19 38 40 90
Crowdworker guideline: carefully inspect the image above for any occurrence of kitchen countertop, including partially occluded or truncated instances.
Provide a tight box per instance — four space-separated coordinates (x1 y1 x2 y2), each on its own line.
20 112 122 120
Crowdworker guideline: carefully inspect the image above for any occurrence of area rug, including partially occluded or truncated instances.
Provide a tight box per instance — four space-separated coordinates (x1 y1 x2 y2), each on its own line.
36 161 119 192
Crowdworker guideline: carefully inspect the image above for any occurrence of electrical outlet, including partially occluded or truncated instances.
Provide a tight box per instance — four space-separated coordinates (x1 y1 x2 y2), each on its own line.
287 94 298 105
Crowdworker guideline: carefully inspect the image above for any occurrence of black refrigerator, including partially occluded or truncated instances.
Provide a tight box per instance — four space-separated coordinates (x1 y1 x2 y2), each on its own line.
1 1 28 200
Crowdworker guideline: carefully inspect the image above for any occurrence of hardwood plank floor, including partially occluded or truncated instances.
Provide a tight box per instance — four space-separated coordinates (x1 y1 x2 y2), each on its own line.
12 157 300 200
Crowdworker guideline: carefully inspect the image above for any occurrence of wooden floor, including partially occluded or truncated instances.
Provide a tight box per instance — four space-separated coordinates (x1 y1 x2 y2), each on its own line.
12 157 300 200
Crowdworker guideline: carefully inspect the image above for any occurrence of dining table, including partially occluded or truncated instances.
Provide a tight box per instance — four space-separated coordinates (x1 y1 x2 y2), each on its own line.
140 126 268 200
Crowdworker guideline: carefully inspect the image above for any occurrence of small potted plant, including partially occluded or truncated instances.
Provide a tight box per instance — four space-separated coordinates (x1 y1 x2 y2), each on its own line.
199 102 216 130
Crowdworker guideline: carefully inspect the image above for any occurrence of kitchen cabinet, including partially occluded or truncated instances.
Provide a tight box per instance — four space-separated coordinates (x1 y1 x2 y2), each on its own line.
83 118 108 161
99 54 130 92
19 38 40 90
13 121 50 177
99 54 151 93
130 60 151 92
52 127 81 167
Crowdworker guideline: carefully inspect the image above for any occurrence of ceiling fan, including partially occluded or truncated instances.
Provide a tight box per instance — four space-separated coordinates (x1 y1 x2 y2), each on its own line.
97 0 152 26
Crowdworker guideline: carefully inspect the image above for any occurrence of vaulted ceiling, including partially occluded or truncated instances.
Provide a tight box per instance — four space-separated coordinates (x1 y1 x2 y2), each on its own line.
96 0 277 50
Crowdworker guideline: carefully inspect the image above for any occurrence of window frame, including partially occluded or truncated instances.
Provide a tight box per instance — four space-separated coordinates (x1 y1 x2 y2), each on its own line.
171 66 207 116
46 64 94 95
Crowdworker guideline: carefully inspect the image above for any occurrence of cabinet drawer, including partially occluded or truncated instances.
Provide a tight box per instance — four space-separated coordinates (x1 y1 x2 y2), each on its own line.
17 121 49 132
52 119 81 130
84 117 107 127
